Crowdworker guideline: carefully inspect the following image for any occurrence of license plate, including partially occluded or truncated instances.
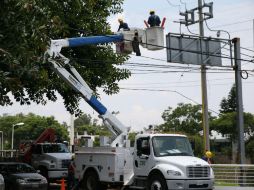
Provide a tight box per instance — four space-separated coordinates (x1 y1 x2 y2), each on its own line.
63 172 68 176
32 184 39 188
197 181 203 186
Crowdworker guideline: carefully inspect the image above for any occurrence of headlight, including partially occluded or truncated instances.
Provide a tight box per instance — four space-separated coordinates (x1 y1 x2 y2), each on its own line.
16 179 26 184
167 170 182 176
41 177 48 184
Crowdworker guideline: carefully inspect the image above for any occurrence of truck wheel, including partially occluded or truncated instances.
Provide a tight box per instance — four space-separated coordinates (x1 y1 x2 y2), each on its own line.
147 174 168 190
81 170 101 190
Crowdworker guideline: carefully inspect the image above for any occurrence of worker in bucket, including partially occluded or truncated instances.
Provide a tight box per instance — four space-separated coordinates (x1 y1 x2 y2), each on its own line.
148 10 161 27
117 18 130 32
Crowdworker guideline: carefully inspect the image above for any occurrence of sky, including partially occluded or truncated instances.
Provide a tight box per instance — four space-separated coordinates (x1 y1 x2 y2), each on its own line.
1 0 254 132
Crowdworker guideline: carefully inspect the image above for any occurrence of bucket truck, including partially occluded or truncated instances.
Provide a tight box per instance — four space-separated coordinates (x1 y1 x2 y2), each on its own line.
46 27 214 190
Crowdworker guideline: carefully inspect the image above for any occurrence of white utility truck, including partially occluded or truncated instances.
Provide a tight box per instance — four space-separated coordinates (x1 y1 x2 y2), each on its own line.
46 26 214 190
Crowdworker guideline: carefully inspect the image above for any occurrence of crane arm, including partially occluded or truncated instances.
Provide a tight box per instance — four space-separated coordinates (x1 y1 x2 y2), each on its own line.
47 34 128 147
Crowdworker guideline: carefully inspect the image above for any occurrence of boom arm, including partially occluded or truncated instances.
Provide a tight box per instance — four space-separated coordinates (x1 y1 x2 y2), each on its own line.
47 34 128 147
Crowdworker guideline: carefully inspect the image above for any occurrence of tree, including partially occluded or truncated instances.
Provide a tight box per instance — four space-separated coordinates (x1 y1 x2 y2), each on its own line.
0 0 130 115
0 113 69 149
211 84 254 141
157 103 205 135
220 84 236 113
210 112 254 141
74 114 110 136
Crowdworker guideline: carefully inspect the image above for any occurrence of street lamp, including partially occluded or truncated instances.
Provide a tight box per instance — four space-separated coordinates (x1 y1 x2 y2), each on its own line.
0 131 3 157
11 122 24 150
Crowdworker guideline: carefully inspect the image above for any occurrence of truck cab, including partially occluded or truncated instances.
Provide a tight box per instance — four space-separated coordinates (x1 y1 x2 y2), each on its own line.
30 143 72 180
133 134 214 190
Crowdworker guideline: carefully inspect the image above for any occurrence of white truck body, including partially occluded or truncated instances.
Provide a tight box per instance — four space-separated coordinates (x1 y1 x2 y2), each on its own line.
75 134 214 190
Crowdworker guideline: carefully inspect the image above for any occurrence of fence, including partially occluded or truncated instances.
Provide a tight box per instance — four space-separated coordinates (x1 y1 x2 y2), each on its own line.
211 164 254 187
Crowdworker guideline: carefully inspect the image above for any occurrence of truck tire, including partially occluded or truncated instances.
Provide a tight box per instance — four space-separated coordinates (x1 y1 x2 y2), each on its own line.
81 170 102 190
147 174 168 190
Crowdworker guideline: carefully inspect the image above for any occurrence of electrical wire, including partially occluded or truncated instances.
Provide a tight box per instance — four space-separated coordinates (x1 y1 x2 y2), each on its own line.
241 46 254 53
119 87 219 115
66 26 254 64
102 34 254 64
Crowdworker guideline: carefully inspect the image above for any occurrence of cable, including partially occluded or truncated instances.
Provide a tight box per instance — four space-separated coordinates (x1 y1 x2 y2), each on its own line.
209 19 253 29
241 46 254 53
186 25 199 35
103 34 254 64
120 87 219 115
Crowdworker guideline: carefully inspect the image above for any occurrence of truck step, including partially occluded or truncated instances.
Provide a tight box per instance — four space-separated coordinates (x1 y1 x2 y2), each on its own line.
128 186 146 190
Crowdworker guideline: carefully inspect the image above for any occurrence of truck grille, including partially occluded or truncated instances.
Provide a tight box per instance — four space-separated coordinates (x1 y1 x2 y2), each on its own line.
187 166 210 178
62 159 71 168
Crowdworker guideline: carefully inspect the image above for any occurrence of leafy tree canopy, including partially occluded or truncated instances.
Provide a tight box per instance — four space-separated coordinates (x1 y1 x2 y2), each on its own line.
220 84 236 114
0 0 130 115
156 103 214 135
74 113 110 136
210 112 254 141
0 113 69 149
212 84 254 140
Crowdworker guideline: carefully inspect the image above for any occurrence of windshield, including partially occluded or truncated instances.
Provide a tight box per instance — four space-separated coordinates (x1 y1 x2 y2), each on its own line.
152 136 194 157
8 164 36 174
42 144 70 153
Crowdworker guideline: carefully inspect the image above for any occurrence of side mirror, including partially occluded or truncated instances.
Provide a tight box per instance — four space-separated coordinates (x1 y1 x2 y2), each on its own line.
140 154 149 160
37 170 40 173
190 141 195 150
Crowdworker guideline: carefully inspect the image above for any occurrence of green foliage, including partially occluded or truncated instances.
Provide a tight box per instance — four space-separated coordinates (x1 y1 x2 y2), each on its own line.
157 103 206 135
220 84 237 113
188 135 204 157
246 136 254 163
210 112 254 141
128 132 138 147
0 113 68 149
74 114 110 136
0 0 130 115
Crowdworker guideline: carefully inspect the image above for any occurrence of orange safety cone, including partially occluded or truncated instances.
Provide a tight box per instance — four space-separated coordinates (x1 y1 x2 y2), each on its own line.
60 178 66 190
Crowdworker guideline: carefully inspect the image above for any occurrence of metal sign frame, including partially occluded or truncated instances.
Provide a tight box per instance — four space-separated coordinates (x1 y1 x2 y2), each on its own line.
166 33 232 67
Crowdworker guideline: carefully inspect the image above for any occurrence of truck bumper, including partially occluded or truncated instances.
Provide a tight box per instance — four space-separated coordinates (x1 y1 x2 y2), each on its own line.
48 170 68 179
166 179 214 190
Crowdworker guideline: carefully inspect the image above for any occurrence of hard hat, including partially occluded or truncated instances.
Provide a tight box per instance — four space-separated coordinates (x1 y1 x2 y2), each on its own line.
150 10 155 14
205 151 212 158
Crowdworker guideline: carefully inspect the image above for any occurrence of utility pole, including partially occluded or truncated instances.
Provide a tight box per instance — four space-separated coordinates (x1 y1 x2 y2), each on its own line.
198 0 210 151
233 38 246 165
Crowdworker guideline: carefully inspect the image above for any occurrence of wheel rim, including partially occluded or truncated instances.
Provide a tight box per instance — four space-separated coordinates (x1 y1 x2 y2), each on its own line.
151 180 162 190
86 175 97 190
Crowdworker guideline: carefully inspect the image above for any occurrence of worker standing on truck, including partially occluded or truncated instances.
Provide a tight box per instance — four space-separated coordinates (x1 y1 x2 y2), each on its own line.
117 18 130 32
148 10 161 27
67 155 76 190
202 150 213 164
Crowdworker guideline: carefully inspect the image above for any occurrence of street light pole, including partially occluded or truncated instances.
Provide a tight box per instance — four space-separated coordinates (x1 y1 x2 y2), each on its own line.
0 131 3 157
11 122 24 150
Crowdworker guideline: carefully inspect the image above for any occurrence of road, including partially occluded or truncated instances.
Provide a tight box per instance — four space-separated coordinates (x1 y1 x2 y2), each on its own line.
49 184 254 190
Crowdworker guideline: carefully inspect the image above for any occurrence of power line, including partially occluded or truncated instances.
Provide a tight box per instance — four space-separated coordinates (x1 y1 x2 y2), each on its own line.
67 26 254 64
241 46 254 53
120 87 219 115
103 34 254 64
